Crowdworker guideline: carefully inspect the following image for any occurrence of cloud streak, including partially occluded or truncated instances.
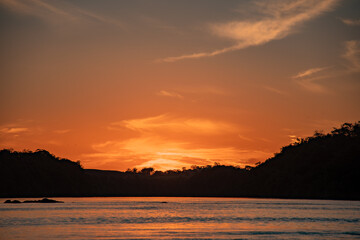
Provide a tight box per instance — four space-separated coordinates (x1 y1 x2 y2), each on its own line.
292 66 329 79
0 127 29 134
160 0 338 62
293 40 360 93
0 0 124 27
340 18 360 26
84 114 270 170
157 90 183 99
262 86 287 95
343 40 360 72
292 66 330 93
295 75 329 93
119 114 237 135
86 137 269 171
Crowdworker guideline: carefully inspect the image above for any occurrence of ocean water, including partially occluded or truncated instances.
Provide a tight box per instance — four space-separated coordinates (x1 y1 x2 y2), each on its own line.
0 197 359 239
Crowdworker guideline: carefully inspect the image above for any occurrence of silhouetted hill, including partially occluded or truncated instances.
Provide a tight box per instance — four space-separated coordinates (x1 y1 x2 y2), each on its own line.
0 150 87 197
1 122 359 199
248 122 360 199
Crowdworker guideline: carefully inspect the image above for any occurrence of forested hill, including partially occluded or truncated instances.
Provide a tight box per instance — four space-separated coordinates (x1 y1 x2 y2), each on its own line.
247 122 360 200
1 122 359 200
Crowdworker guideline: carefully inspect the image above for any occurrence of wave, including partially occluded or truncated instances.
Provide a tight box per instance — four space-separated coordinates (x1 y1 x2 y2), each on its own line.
1 216 359 227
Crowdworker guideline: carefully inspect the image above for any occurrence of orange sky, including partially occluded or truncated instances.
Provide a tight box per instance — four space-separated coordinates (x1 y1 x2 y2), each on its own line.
1 0 360 171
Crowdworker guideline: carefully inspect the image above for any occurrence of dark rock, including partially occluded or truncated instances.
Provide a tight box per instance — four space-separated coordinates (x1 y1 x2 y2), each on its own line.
23 198 63 203
40 198 63 203
4 200 21 203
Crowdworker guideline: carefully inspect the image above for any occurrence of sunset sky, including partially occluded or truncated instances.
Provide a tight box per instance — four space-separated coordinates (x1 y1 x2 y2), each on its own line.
1 0 359 171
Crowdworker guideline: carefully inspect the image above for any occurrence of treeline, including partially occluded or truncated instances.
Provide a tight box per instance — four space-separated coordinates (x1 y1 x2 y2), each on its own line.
0 121 359 200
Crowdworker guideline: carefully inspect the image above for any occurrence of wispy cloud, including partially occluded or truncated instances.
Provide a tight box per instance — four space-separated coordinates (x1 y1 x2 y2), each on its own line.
160 45 242 63
292 66 330 93
85 137 269 171
262 86 287 95
156 87 226 100
0 0 68 17
288 135 299 144
292 40 360 93
157 90 183 99
53 129 71 134
84 114 269 170
120 114 237 135
160 0 338 62
0 0 124 27
176 86 226 96
295 74 330 93
292 66 329 79
340 18 360 26
0 127 29 134
343 40 360 72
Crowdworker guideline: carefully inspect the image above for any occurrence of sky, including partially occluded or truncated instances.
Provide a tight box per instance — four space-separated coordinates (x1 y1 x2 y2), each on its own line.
0 0 359 171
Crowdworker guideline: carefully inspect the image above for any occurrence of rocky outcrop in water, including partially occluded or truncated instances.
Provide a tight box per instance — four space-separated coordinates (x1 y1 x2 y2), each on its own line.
4 200 21 203
4 198 63 203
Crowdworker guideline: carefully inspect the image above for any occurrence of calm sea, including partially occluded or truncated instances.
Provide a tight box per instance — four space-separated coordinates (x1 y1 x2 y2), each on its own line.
0 197 359 239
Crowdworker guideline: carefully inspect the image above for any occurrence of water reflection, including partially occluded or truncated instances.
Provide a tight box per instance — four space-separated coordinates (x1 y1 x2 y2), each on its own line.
0 197 359 239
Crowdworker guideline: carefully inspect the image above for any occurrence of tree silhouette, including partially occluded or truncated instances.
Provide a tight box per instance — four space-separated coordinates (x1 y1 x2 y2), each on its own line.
1 121 359 199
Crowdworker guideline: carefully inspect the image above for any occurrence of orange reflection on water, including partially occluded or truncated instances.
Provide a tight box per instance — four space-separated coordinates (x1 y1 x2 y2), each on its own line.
1 197 359 239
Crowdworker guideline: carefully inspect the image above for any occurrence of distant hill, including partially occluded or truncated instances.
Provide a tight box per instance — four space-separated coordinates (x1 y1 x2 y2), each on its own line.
1 122 359 200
